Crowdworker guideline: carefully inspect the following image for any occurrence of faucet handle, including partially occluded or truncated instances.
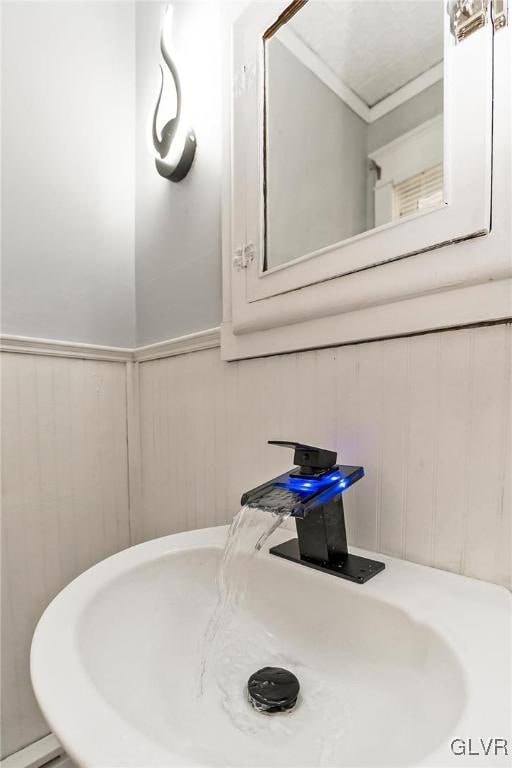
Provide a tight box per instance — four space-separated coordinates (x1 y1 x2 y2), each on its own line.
268 441 337 475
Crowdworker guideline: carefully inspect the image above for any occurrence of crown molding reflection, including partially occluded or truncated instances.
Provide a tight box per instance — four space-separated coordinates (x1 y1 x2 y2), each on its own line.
277 26 443 125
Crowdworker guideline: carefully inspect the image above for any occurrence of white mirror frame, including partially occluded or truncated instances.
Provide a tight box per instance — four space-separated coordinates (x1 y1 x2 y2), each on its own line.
221 2 511 361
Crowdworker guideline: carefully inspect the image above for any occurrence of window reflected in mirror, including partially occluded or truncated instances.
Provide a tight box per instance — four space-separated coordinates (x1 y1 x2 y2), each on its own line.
264 0 445 270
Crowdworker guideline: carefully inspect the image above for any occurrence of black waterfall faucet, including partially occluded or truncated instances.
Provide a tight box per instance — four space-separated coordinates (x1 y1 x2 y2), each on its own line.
241 441 385 583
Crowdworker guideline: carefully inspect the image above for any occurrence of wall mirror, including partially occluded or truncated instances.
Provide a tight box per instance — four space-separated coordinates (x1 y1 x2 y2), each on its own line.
223 0 496 360
264 0 445 270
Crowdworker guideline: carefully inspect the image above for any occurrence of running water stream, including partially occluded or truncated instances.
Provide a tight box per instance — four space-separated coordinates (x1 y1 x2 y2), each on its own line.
192 504 351 765
197 504 291 695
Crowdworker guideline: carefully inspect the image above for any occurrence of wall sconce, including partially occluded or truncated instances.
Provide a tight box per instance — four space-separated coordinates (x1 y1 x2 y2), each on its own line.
152 6 196 182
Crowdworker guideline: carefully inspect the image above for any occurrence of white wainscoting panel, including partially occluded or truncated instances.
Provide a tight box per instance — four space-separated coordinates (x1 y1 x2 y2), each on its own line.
2 322 510 762
1 353 130 758
138 323 511 588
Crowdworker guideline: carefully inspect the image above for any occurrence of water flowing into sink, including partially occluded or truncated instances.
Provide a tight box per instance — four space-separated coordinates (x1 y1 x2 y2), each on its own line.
194 505 355 764
197 504 291 695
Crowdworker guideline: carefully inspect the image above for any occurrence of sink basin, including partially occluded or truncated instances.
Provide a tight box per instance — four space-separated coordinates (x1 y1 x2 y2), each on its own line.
31 526 511 767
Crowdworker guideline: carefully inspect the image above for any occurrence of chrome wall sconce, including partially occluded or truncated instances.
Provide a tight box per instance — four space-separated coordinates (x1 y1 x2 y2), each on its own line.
152 7 196 182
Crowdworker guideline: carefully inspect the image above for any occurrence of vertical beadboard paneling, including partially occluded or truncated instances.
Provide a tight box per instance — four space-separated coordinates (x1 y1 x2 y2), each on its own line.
462 325 511 585
432 331 473 574
138 324 511 588
350 340 382 552
1 353 130 759
403 334 440 566
376 340 409 558
332 345 362 545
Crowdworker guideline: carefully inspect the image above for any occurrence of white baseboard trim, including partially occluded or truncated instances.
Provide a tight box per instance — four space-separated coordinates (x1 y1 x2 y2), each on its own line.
0 734 68 768
0 328 221 364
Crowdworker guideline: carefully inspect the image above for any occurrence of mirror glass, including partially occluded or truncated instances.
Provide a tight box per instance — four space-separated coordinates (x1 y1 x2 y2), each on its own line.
264 0 445 270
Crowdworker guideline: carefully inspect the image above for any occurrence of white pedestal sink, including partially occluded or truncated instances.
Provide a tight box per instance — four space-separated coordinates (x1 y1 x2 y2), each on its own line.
31 526 511 767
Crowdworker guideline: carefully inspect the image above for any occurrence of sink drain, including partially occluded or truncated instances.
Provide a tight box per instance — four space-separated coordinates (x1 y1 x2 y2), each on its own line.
247 667 300 713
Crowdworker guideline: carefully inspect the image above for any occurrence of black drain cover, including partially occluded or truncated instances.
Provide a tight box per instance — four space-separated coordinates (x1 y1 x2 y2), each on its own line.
247 667 300 713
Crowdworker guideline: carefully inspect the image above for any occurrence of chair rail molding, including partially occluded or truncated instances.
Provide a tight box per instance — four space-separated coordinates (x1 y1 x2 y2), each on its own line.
0 335 133 362
0 328 222 363
133 328 221 362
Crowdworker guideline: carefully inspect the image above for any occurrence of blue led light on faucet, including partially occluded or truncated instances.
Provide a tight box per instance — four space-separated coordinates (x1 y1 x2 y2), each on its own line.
274 465 364 498
279 469 341 493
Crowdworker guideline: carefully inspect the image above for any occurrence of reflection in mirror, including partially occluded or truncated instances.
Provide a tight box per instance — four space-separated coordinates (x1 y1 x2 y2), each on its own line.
264 0 445 270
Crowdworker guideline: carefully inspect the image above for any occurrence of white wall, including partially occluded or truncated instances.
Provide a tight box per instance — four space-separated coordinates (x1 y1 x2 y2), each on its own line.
135 1 223 346
1 0 224 349
1 2 136 347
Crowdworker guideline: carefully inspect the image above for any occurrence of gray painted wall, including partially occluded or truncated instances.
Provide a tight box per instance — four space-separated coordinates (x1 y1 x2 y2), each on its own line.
134 1 223 346
266 39 368 267
368 80 443 153
1 2 136 347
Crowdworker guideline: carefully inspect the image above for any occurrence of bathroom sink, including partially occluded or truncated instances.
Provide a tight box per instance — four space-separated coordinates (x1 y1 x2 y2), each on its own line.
31 526 511 767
